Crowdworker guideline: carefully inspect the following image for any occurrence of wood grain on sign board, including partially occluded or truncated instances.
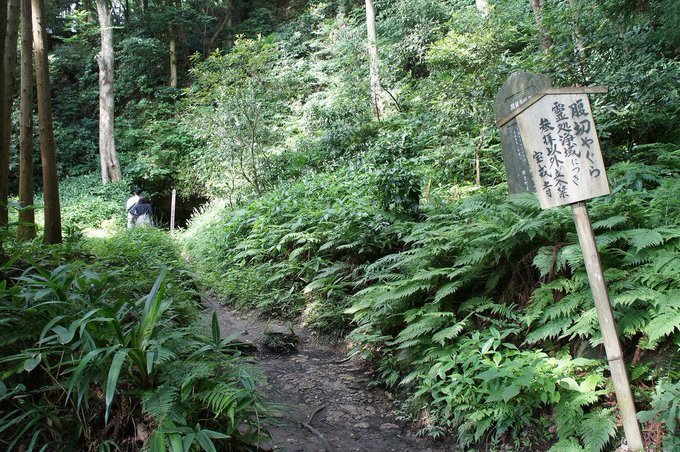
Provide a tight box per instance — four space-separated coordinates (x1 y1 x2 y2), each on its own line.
515 94 610 209
493 72 553 195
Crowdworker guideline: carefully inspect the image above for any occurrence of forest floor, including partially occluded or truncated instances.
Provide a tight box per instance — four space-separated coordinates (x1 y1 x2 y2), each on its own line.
203 295 445 452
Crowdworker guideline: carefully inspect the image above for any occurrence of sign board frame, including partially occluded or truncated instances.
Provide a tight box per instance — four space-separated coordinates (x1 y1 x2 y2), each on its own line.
495 82 644 451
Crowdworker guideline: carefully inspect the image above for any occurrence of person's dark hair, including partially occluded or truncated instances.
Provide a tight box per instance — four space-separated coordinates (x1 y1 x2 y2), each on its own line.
133 188 142 195
139 197 151 204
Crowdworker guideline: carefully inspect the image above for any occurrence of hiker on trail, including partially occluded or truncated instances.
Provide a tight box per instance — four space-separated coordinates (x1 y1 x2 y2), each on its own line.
126 188 142 228
130 197 154 227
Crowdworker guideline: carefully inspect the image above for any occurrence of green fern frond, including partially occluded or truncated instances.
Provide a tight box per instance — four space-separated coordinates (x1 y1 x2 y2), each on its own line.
198 382 241 417
375 282 433 305
644 303 680 344
611 288 659 307
591 215 628 231
395 316 444 344
625 228 664 251
543 295 581 321
433 281 463 303
617 310 649 337
580 408 617 452
455 249 489 266
524 317 571 344
548 437 585 451
431 318 468 345
142 385 178 423
565 308 598 341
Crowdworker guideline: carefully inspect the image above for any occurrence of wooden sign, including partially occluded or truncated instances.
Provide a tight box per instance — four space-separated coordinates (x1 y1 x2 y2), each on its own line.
493 71 552 194
514 93 610 208
494 80 644 451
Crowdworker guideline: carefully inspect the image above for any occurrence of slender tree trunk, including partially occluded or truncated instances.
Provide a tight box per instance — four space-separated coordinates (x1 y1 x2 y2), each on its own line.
18 0 34 240
475 0 489 18
1 0 7 92
32 0 61 244
1 0 20 225
568 0 587 77
364 0 382 119
169 24 177 87
474 127 485 186
530 0 552 51
208 11 232 51
95 0 122 183
173 0 186 81
0 1 9 263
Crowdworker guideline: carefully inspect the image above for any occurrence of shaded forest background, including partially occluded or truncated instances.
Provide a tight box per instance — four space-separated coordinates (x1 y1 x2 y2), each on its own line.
1 0 679 450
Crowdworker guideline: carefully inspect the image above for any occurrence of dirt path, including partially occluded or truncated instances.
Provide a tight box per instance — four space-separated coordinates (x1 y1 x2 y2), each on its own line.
205 298 443 452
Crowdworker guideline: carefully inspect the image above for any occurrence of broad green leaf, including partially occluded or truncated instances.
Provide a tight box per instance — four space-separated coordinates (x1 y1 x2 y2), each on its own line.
502 384 521 402
24 354 41 372
105 348 130 424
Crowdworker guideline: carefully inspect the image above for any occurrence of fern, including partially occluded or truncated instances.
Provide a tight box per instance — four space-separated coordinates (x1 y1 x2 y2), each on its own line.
644 299 680 344
142 385 178 423
431 318 469 345
625 228 665 251
524 318 572 344
198 382 242 419
394 315 444 344
580 409 618 452
591 215 628 231
548 437 585 451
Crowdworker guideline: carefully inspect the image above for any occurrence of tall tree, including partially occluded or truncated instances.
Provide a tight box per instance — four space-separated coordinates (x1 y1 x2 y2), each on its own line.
168 0 186 87
475 0 490 18
364 0 382 119
0 0 4 260
208 1 233 52
1 0 20 225
95 0 122 183
32 0 61 244
169 23 177 86
530 0 553 51
18 0 35 240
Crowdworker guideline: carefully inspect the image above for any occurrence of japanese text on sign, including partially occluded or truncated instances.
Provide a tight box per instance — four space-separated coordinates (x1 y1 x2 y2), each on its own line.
515 94 610 209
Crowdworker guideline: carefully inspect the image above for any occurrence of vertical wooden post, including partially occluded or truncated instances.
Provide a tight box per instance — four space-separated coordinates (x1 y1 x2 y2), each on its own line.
170 189 176 232
571 201 643 451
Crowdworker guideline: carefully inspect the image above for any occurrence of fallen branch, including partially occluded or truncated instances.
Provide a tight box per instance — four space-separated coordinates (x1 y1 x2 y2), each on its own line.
327 356 352 365
300 406 334 452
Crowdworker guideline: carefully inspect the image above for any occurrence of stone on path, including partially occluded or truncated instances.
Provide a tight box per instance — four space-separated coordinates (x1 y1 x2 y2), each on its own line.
261 323 299 353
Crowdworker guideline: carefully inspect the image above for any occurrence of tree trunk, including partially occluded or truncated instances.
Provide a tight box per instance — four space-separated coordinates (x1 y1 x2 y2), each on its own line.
95 0 122 183
475 0 490 18
530 0 552 51
169 24 177 87
1 0 20 225
568 0 587 65
208 10 232 51
364 0 382 119
18 0 35 240
32 0 61 244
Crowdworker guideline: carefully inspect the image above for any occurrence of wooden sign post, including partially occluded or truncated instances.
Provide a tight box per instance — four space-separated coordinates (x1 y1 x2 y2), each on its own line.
496 78 644 451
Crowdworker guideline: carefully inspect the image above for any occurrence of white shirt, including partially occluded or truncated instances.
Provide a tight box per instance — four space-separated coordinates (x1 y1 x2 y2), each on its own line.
126 194 140 212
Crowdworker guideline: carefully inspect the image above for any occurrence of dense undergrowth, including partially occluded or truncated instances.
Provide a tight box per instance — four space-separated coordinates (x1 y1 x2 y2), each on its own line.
183 147 680 449
0 227 269 450
3 0 679 449
176 0 680 449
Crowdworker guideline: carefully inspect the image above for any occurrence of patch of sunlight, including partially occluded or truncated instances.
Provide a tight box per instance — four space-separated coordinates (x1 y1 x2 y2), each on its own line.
83 218 120 238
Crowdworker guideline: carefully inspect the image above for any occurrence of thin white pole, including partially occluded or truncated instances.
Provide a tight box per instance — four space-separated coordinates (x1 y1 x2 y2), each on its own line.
571 201 643 451
170 189 176 232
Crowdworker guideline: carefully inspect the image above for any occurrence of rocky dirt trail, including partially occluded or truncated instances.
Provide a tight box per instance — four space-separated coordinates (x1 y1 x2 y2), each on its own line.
205 297 444 452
